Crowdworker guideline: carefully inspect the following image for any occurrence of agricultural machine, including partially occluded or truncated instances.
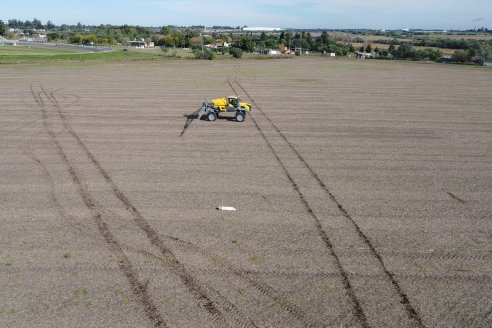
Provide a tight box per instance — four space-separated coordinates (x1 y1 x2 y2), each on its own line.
197 96 252 122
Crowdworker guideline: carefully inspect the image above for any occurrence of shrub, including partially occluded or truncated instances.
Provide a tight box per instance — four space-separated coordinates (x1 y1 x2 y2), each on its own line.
229 47 243 58
193 48 203 59
203 48 215 60
193 48 215 60
451 50 470 63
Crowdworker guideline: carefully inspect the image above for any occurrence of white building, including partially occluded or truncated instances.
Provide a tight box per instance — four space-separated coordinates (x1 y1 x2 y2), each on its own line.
243 27 285 32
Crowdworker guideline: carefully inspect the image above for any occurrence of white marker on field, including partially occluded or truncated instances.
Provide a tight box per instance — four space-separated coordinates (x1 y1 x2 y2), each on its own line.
217 206 236 211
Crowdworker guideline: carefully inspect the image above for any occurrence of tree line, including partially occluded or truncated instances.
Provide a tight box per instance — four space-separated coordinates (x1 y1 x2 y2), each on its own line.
369 36 492 53
5 18 55 30
1 18 490 64
374 38 492 63
0 18 351 55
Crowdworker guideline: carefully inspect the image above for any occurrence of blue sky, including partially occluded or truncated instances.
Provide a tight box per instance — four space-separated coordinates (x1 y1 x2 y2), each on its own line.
2 0 491 29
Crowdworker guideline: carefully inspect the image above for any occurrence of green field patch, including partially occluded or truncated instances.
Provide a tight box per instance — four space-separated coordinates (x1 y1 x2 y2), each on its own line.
0 45 189 63
0 45 80 56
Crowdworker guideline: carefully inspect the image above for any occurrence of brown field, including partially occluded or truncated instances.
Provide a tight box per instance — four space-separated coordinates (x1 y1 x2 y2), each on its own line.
427 34 492 41
330 32 492 42
0 57 491 328
351 42 457 55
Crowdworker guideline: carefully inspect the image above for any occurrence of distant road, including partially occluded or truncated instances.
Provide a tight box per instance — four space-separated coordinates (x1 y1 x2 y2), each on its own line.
1 38 113 52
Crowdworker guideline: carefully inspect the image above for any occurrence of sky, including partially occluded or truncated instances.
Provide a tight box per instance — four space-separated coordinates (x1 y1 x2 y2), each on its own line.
2 0 491 30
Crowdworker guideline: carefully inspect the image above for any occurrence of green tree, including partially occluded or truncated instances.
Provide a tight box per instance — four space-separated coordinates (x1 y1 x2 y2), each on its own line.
305 32 313 47
32 18 43 29
162 34 176 47
203 35 213 45
46 20 55 30
0 20 6 36
47 32 60 41
365 44 372 53
394 43 416 59
161 26 172 35
321 31 329 44
7 19 21 28
265 39 277 49
388 43 396 54
278 31 285 43
285 32 293 48
237 36 255 52
24 20 33 29
292 38 309 50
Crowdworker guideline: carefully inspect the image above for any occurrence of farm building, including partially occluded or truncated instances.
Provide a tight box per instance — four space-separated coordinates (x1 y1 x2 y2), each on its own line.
242 27 284 32
129 40 149 48
205 41 230 49
356 52 374 59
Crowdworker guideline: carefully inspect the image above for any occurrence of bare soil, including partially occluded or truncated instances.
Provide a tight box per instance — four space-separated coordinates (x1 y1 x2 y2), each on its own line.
0 57 491 328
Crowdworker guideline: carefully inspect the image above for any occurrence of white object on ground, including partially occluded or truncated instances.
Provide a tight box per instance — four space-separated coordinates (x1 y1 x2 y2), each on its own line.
217 206 236 211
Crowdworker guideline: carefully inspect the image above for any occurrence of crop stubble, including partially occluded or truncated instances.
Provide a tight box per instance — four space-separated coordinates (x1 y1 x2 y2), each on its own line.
0 58 491 327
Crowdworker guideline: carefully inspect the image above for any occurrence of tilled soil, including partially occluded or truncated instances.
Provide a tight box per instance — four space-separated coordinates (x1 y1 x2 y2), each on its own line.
0 58 490 328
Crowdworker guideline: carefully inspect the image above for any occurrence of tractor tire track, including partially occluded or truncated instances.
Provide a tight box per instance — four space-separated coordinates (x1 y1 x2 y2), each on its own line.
0 112 39 130
446 192 466 204
22 143 72 227
42 87 246 328
31 85 168 328
0 119 40 139
161 234 322 328
379 251 490 262
184 267 492 285
227 78 369 328
57 190 310 327
89 204 259 328
231 77 427 328
97 203 319 327
124 246 259 328
14 265 492 285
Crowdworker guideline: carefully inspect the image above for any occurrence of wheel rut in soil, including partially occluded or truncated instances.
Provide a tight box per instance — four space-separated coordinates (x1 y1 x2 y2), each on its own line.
228 77 427 328
31 85 168 328
92 195 320 327
227 78 369 328
31 84 325 328
161 234 320 328
32 85 267 328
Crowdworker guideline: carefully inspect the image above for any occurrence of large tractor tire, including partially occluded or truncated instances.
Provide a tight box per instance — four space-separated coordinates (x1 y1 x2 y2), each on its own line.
235 112 246 122
207 112 217 121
